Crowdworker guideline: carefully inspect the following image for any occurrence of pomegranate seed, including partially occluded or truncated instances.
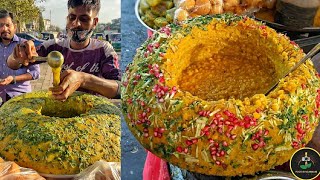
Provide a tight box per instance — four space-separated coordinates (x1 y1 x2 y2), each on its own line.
213 119 218 125
244 116 251 121
176 146 183 153
218 128 223 134
146 108 151 113
159 128 165 133
244 123 251 129
186 140 193 146
209 139 214 144
215 160 221 165
203 125 210 132
222 141 228 147
258 141 266 147
220 151 225 156
217 116 224 121
210 147 217 151
210 146 217 151
301 84 306 89
252 143 259 150
215 114 222 118
158 133 162 138
140 101 145 106
212 155 217 161
199 111 204 116
133 80 138 85
231 134 237 140
135 74 141 80
216 152 221 157
297 128 305 134
225 132 231 138
225 121 231 125
302 115 308 120
184 148 188 153
252 135 257 140
153 42 160 48
192 138 198 144
143 128 148 133
222 163 228 169
227 125 234 132
205 131 210 136
154 132 158 137
214 142 219 148
158 98 164 103
264 130 269 136
314 109 319 118
211 150 217 155
210 124 216 129
143 133 149 137
146 120 151 125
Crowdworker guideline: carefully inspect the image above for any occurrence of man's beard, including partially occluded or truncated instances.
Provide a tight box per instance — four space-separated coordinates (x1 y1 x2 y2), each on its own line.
66 28 94 43
1 32 12 40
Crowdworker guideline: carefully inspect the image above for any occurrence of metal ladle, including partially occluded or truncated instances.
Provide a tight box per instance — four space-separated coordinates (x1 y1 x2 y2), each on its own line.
265 43 320 95
33 51 64 86
33 51 64 68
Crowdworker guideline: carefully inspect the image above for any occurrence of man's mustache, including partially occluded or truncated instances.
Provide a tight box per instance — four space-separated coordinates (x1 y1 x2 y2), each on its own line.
1 31 10 35
69 28 84 31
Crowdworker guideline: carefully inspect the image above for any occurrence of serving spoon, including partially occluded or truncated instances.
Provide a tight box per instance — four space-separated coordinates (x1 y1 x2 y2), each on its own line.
33 51 64 68
33 51 64 86
265 43 320 95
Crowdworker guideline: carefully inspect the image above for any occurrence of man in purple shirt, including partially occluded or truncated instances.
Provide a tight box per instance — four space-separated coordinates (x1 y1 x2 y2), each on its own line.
7 0 120 101
0 9 40 106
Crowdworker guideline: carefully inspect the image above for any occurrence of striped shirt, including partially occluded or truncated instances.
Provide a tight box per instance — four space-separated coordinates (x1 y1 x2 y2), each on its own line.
36 38 121 94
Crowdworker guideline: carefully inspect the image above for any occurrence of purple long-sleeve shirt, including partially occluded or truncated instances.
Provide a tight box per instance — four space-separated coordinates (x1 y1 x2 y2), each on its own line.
36 38 121 94
0 35 40 100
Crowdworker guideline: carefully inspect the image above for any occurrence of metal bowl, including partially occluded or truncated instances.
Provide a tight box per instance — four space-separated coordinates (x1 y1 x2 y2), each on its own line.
134 0 156 32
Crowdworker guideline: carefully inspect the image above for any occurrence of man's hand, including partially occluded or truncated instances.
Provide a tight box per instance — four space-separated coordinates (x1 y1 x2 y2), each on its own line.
49 70 84 101
0 76 13 86
13 40 38 66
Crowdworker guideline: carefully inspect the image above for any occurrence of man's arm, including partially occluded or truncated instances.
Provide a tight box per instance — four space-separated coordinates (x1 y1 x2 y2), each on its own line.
81 72 119 98
0 73 33 85
50 70 119 101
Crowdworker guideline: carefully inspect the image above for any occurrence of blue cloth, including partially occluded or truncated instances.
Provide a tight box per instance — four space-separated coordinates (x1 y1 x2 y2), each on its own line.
0 34 40 103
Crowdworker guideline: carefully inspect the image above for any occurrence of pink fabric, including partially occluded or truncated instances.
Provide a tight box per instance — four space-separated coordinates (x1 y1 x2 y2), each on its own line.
143 151 170 180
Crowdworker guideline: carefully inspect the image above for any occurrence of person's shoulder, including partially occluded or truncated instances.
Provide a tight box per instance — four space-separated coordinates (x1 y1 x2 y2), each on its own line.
13 34 26 43
90 38 113 49
41 38 68 49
